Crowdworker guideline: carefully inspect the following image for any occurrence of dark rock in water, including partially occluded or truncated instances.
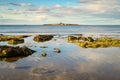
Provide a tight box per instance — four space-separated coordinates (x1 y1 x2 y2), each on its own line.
33 35 53 42
0 46 35 58
41 51 47 57
87 37 94 42
8 39 24 45
53 48 61 53
40 46 48 48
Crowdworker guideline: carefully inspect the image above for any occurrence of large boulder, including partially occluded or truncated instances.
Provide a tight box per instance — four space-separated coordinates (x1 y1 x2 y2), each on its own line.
0 46 35 58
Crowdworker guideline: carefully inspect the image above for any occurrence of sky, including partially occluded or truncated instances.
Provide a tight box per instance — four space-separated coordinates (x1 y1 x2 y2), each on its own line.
0 0 120 25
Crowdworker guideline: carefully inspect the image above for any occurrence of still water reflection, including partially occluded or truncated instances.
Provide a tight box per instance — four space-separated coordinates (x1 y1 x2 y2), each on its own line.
0 35 120 80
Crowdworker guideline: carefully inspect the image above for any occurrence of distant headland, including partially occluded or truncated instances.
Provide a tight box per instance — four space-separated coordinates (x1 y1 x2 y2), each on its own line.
43 22 80 26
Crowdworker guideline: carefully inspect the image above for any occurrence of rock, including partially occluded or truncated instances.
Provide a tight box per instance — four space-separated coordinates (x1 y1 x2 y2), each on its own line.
87 37 94 42
8 39 24 45
33 35 53 42
67 36 77 41
2 50 7 57
81 37 87 41
21 46 34 55
100 44 108 48
67 35 120 48
53 48 61 53
40 46 48 48
78 37 82 40
41 52 47 57
0 35 29 41
0 46 35 58
80 42 88 48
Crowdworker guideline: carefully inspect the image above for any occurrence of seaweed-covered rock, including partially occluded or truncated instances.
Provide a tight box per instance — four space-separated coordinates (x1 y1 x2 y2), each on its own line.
0 36 11 41
67 36 77 41
80 42 88 48
8 39 24 45
0 35 29 41
87 37 94 42
0 46 35 58
80 37 88 41
33 35 53 42
67 35 120 48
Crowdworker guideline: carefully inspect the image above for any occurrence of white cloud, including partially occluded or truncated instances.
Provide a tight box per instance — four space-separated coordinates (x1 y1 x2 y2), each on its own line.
34 15 47 21
83 4 105 13
78 0 120 13
54 4 62 8
9 3 32 7
20 3 32 7
12 9 26 14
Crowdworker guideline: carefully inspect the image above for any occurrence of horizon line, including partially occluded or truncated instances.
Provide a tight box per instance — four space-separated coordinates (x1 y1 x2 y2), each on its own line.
0 24 120 26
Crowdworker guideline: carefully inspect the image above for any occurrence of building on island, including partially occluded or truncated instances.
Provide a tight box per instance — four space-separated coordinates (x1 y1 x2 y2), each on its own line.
43 22 79 26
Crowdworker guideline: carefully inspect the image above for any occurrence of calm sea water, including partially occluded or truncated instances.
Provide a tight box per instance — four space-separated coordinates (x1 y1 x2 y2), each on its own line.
0 25 120 80
0 25 120 35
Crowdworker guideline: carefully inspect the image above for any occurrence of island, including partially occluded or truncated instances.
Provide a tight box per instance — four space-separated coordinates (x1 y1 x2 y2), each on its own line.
43 22 80 26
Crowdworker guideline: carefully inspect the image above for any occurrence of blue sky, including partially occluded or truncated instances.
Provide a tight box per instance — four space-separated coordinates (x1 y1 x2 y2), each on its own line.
0 0 120 25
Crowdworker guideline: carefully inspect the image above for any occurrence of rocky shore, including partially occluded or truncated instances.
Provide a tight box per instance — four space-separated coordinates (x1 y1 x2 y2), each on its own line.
0 34 120 59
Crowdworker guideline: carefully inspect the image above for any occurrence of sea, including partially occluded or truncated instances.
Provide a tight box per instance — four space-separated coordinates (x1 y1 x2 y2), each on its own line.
0 25 120 35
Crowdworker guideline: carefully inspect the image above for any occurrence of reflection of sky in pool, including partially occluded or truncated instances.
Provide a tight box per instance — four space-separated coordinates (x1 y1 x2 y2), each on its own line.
0 35 120 80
